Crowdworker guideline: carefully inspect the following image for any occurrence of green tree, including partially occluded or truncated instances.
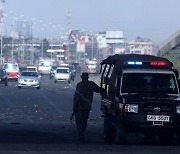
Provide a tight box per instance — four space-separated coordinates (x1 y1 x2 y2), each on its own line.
40 38 49 57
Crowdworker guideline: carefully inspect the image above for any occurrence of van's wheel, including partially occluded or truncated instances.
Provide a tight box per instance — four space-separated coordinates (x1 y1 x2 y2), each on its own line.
54 81 57 83
18 86 21 89
115 122 128 144
104 116 115 142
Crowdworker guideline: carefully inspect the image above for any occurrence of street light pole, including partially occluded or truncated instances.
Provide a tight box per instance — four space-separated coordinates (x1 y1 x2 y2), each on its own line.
41 39 43 58
22 36 25 63
0 34 2 64
11 24 14 62
91 35 93 59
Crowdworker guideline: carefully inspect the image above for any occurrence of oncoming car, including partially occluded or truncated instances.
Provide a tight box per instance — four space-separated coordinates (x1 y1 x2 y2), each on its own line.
3 62 19 80
0 69 8 86
26 66 38 72
18 71 41 89
49 66 57 79
54 67 71 83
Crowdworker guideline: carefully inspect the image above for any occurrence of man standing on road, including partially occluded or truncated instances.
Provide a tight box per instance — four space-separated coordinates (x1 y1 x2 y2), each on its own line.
73 72 105 141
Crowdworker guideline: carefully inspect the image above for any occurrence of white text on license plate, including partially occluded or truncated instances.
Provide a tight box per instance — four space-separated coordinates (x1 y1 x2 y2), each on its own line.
147 115 170 122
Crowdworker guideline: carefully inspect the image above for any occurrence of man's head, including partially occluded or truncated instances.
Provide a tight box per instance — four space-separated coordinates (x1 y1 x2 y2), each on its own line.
81 72 89 81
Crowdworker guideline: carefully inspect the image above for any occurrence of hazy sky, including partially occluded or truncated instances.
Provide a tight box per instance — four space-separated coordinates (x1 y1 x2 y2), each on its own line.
3 0 180 43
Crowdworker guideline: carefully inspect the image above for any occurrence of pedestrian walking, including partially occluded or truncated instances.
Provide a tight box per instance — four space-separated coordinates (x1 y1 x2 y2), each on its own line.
73 72 105 141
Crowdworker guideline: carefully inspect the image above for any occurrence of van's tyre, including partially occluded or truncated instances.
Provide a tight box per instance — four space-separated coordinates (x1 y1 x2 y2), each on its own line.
104 116 115 142
54 81 57 83
37 86 41 90
18 86 21 89
115 122 128 144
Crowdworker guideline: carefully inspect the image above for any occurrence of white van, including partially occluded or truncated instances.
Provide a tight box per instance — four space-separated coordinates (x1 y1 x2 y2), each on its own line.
54 67 71 83
38 61 53 75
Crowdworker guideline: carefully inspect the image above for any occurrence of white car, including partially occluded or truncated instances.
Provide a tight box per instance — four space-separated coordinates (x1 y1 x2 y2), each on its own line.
18 71 41 89
54 67 71 83
26 66 38 72
38 61 53 75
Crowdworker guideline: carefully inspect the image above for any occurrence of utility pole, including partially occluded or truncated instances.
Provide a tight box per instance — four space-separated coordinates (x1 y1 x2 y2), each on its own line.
67 10 71 35
22 36 25 62
31 21 34 65
0 0 5 64
91 35 94 59
67 10 71 64
41 39 43 58
11 24 14 62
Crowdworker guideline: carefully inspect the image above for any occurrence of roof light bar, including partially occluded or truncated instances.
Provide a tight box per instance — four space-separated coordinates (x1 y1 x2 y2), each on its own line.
123 61 169 66
124 61 143 65
135 62 143 65
150 61 168 66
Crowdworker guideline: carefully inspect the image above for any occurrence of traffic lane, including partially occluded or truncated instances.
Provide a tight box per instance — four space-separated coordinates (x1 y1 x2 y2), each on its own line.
1 77 180 152
0 123 180 153
0 75 103 122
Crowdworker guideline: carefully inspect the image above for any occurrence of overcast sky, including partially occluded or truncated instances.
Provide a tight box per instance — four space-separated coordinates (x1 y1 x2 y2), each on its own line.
3 0 180 43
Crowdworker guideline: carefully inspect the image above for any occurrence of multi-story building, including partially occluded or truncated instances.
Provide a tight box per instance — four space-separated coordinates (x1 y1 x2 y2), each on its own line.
106 31 127 56
95 32 107 62
14 21 33 39
128 37 157 55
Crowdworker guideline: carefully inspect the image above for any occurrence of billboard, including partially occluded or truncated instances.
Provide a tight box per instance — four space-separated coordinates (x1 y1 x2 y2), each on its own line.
106 31 125 44
69 30 85 43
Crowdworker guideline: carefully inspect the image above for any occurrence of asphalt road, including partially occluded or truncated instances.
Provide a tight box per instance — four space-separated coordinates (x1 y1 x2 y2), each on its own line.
0 74 180 153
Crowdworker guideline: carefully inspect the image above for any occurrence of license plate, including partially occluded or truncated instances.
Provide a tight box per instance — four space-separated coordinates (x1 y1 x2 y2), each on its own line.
147 115 170 122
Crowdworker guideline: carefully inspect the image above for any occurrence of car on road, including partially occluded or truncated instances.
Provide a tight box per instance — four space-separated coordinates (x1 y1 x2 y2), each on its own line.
3 62 19 80
26 66 38 72
38 61 53 75
49 66 57 79
18 71 41 89
0 69 8 86
54 67 71 83
68 65 76 81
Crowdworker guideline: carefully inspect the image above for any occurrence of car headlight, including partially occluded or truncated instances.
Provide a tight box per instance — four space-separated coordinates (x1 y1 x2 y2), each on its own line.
176 105 180 114
124 104 138 113
35 80 39 82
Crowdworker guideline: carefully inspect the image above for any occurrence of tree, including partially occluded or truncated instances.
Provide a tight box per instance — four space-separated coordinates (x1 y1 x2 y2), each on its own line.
40 38 49 58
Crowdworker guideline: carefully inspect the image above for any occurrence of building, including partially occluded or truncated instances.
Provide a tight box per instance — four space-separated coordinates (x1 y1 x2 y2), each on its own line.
95 32 107 62
14 21 33 39
128 37 157 55
106 31 127 56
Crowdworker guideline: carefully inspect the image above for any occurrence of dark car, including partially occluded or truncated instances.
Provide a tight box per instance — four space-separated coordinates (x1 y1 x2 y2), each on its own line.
0 69 8 86
49 66 57 79
68 65 76 81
